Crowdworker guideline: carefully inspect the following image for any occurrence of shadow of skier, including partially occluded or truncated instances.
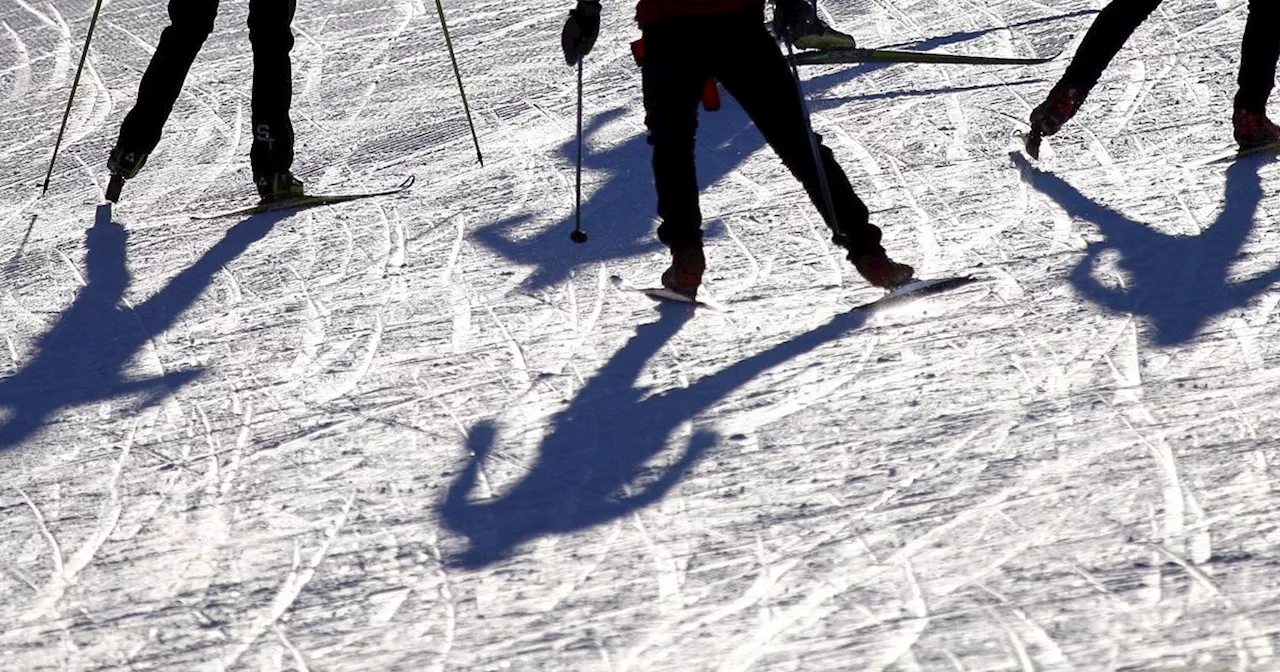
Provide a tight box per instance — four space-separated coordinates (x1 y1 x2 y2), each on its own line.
1013 152 1280 345
441 300 873 568
0 205 287 451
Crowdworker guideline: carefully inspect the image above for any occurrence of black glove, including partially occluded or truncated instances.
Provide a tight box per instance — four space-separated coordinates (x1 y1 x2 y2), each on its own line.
562 0 601 66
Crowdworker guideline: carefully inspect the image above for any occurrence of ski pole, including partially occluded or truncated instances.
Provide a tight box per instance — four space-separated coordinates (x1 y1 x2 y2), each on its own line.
570 58 587 244
433 0 483 166
782 38 839 239
42 0 106 196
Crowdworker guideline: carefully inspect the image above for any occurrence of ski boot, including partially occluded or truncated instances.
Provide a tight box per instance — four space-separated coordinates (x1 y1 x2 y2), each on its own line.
774 0 857 51
255 171 305 203
1233 109 1280 151
105 147 148 203
1026 83 1087 158
661 242 705 299
1030 83 1087 137
851 250 914 289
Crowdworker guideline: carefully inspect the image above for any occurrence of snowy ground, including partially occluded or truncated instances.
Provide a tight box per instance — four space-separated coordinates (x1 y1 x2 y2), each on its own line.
2 0 1280 669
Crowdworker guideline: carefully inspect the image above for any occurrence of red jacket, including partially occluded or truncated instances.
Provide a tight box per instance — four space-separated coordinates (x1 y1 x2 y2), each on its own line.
635 0 765 28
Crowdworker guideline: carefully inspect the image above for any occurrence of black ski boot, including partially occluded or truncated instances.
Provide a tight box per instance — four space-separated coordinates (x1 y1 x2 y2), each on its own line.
774 0 857 51
851 250 914 289
255 171 305 203
105 147 148 203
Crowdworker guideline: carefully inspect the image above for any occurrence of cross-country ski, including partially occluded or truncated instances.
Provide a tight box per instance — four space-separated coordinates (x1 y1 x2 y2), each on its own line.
792 47 1059 67
610 274 726 310
850 275 982 312
189 176 416 220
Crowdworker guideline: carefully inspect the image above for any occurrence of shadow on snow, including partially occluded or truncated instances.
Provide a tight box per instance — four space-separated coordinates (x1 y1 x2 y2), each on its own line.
878 9 1099 52
1013 151 1280 346
0 205 287 451
441 301 874 568
444 16 1098 566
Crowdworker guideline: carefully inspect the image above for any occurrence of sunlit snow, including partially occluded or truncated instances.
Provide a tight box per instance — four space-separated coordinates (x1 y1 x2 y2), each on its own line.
2 0 1279 669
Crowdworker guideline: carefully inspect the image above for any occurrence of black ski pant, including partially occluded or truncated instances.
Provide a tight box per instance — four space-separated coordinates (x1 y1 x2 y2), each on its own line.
641 9 883 257
1059 0 1280 112
115 0 297 178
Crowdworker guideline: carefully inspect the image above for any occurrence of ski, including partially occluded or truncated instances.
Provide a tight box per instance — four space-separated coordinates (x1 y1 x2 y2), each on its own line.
609 275 725 311
792 48 1058 67
1187 141 1280 167
851 276 980 313
190 175 415 220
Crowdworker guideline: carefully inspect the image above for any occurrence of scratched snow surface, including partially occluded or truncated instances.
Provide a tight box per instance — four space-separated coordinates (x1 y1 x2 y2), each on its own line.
2 0 1280 668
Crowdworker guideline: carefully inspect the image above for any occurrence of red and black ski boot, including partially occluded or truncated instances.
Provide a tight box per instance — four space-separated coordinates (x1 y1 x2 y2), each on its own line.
1026 83 1087 158
1030 83 1087 137
661 243 705 299
1233 109 1280 151
851 251 914 290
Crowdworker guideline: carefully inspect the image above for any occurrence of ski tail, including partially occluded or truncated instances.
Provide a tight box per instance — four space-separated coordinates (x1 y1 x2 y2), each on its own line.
853 276 981 312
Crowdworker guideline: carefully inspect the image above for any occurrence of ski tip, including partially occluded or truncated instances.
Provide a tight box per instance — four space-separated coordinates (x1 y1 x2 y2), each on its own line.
1039 49 1066 63
852 275 980 312
399 174 417 189
1190 142 1280 168
885 275 981 299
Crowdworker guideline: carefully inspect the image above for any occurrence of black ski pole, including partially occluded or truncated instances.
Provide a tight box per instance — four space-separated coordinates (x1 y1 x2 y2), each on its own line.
570 58 588 244
42 0 106 196
783 38 839 238
433 0 483 166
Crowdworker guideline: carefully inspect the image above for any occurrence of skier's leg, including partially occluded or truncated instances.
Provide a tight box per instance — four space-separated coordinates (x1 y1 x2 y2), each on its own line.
715 13 881 257
248 0 299 196
1059 0 1164 91
112 0 220 176
1235 0 1280 112
1031 0 1163 137
1232 0 1280 148
642 20 711 257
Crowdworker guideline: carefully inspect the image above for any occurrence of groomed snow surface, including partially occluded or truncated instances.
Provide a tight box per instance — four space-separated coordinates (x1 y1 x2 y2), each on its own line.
2 0 1279 669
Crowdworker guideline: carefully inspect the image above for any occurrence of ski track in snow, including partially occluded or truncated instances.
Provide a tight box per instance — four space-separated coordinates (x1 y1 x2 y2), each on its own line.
2 0 1280 669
